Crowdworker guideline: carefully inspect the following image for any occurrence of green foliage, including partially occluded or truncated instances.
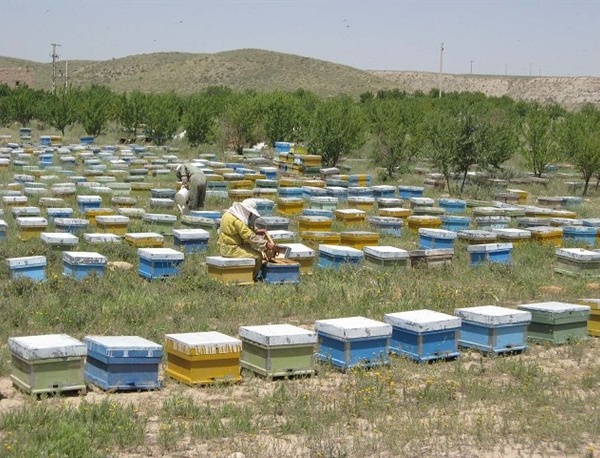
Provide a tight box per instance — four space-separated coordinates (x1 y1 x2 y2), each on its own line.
182 89 229 146
262 91 309 145
217 92 264 154
77 85 115 137
46 88 78 135
7 85 38 126
115 90 148 135
145 92 181 145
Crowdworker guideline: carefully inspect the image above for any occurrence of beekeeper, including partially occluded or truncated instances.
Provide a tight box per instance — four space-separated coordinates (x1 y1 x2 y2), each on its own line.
175 163 207 214
217 198 276 281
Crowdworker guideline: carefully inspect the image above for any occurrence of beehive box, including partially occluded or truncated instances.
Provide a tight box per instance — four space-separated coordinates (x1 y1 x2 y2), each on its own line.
40 232 79 249
506 189 529 204
368 216 403 237
84 336 162 391
562 226 597 247
255 216 290 231
125 232 164 248
409 197 435 209
517 302 590 344
260 261 301 284
118 207 146 219
340 231 380 250
83 233 122 244
555 248 600 277
46 207 74 222
142 213 177 236
438 198 467 214
363 246 409 269
7 256 47 282
9 334 87 395
376 198 404 209
454 305 531 354
76 195 102 213
529 226 563 247
279 243 315 274
164 332 242 385
418 228 457 250
492 228 531 244
302 208 334 219
278 187 304 198
11 206 41 217
63 251 107 280
409 248 454 269
347 196 375 212
384 310 461 362
111 196 136 208
468 243 513 266
475 216 511 231
457 230 498 245
441 215 471 232
16 216 47 241
268 230 296 243
550 217 583 228
298 215 332 232
3 195 27 207
173 228 210 253
518 217 550 228
317 244 363 269
277 197 304 215
371 185 397 199
398 186 424 199
206 256 255 285
138 248 184 280
54 217 89 234
379 207 412 219
239 324 317 378
406 215 442 231
314 316 391 370
95 215 130 235
0 219 6 240
300 231 341 247
578 298 600 336
334 209 366 226
537 196 563 208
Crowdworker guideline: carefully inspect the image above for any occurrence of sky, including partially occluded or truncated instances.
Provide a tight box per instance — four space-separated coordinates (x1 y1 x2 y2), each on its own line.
0 0 599 77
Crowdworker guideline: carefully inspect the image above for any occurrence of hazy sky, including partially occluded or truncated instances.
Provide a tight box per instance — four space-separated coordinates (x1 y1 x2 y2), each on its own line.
1 0 599 77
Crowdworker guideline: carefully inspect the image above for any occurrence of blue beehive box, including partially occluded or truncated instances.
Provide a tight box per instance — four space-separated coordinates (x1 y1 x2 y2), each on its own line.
398 186 424 199
189 210 221 220
150 188 176 199
255 216 290 231
7 256 47 282
278 187 303 199
376 198 404 209
418 228 457 249
384 309 461 362
317 244 364 269
441 215 471 232
84 335 162 391
368 216 403 237
260 261 301 284
54 217 89 234
173 228 210 253
302 208 334 219
254 199 275 217
438 198 466 214
325 186 348 201
467 243 513 266
76 195 102 213
475 216 511 231
138 248 184 280
454 305 531 354
315 316 391 370
371 185 397 199
347 186 373 198
62 251 107 280
562 225 597 247
259 166 278 180
46 207 74 222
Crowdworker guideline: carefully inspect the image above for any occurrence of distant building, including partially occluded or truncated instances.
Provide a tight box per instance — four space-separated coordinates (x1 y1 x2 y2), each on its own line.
0 67 34 88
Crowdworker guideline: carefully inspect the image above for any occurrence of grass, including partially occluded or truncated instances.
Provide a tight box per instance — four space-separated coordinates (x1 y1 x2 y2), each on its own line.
2 142 600 456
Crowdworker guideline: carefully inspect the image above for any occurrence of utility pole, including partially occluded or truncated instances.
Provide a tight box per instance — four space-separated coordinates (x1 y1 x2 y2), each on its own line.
50 43 61 95
529 62 532 76
438 42 444 98
65 60 69 92
470 60 474 74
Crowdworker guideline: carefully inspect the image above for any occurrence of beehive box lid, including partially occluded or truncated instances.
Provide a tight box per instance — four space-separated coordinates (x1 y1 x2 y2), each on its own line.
315 316 392 339
76 195 102 203
458 230 497 241
363 246 409 259
407 215 441 222
529 226 563 235
399 186 424 191
419 228 457 239
517 301 590 314
410 197 435 205
165 331 241 354
269 230 295 240
371 185 397 191
578 298 600 310
143 213 177 223
556 248 600 261
138 248 184 261
125 232 164 241
279 243 315 258
46 207 74 215
409 248 454 258
173 228 210 241
84 335 162 356
582 219 600 227
368 216 404 226
16 216 47 227
118 208 146 217
83 233 122 243
492 228 531 239
63 251 107 264
376 198 403 205
475 216 511 223
206 256 255 267
438 198 466 205
12 206 41 216
319 244 364 257
298 215 332 223
341 231 378 238
9 334 86 360
454 305 531 325
189 210 222 219
256 216 290 225
348 196 375 203
95 215 130 224
467 243 513 253
239 324 317 346
41 232 78 244
384 309 461 332
54 218 89 226
7 255 47 268
334 209 366 216
441 215 471 222
562 225 597 234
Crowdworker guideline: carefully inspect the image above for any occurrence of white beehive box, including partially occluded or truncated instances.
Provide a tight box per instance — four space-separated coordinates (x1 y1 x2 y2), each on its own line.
40 232 79 247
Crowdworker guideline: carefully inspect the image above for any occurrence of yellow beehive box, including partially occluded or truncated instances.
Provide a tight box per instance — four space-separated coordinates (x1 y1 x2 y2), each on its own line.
302 179 326 188
205 174 224 182
406 215 442 231
300 231 341 247
2 195 28 207
50 135 62 146
578 299 600 336
95 215 130 236
130 182 153 193
228 189 254 201
17 217 48 241
299 154 321 167
228 180 253 190
7 183 23 191
279 177 303 188
279 243 315 275
529 226 563 247
124 232 164 248
507 189 529 204
243 173 266 182
85 208 116 226
334 209 367 226
379 207 412 219
550 209 577 219
206 256 255 285
277 198 304 216
165 332 242 385
340 231 380 250
214 168 235 175
298 215 332 232
347 197 375 212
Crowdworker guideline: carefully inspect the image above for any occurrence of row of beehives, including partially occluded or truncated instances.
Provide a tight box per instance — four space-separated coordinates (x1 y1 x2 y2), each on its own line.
6 301 599 396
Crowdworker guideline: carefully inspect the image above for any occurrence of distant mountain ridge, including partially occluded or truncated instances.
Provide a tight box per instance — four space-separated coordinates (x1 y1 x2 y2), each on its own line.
1 49 598 107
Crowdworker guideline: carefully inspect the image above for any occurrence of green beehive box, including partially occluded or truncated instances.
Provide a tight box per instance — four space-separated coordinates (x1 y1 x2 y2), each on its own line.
9 334 87 395
239 324 317 378
517 302 590 344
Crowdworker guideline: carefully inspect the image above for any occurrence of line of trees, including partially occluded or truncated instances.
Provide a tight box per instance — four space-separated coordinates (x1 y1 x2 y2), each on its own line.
1 84 599 195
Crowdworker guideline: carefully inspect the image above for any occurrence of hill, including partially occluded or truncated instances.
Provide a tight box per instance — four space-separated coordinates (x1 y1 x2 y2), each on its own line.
1 49 599 107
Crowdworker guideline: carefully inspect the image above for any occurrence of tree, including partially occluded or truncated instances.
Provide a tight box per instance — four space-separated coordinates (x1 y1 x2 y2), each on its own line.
217 92 264 154
518 104 563 177
116 91 148 136
47 88 77 135
78 85 115 137
8 85 37 126
145 92 181 145
183 93 220 146
306 96 366 167
425 110 457 193
262 91 308 146
563 105 600 196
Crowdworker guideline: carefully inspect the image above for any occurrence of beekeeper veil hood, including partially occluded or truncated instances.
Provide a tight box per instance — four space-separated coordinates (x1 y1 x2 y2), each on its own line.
228 198 261 225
